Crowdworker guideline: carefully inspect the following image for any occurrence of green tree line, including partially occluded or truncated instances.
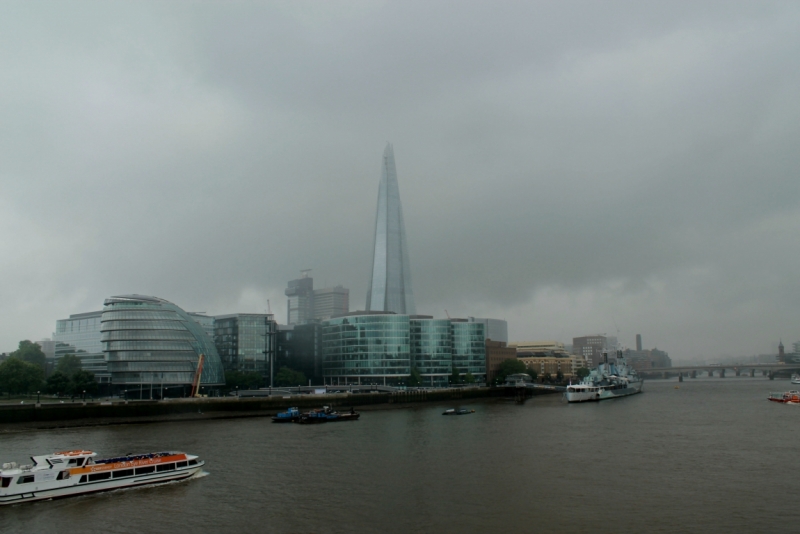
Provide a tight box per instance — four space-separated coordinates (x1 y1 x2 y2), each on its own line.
0 346 97 397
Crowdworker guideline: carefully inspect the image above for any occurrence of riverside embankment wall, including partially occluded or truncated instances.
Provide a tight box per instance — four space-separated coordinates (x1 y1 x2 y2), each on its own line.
0 387 535 425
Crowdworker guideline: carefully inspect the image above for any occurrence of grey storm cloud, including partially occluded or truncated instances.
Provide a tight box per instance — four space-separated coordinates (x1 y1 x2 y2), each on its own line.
1 1 799 361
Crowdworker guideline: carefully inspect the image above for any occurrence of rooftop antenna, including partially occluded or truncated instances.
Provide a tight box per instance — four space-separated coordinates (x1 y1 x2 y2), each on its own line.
444 309 451 319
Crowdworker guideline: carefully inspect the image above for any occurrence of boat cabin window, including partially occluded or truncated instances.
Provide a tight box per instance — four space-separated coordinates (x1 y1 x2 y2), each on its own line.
79 475 87 483
56 471 71 481
68 459 77 466
135 466 155 475
1 477 11 487
16 475 34 484
88 472 111 482
176 461 187 468
188 459 197 466
156 463 175 472
113 469 134 479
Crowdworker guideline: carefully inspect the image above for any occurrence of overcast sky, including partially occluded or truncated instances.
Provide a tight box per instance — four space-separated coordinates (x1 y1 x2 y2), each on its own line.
1 1 799 361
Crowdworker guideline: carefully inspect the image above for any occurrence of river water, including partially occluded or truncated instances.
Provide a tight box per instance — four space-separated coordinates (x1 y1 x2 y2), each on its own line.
2 378 799 533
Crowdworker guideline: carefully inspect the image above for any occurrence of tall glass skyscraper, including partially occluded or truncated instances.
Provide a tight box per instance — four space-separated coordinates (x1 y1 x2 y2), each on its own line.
366 143 416 315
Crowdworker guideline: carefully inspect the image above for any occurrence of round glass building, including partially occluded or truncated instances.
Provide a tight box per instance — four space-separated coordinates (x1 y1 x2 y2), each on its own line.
101 295 225 395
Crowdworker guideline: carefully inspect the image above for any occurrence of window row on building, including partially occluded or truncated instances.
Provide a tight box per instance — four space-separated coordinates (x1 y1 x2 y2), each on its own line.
321 313 502 387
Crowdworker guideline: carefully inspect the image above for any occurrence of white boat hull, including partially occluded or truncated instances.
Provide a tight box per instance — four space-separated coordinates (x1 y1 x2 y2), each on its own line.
565 380 644 403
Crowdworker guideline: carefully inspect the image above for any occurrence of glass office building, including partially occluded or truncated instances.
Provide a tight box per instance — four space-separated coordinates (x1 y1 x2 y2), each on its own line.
322 313 489 386
451 321 487 379
411 319 453 387
276 322 323 385
53 310 110 381
214 314 276 377
322 313 411 385
366 144 416 315
101 295 225 393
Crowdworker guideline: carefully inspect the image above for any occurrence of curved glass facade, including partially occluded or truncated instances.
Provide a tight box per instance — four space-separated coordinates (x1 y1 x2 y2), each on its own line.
101 295 225 388
322 314 411 385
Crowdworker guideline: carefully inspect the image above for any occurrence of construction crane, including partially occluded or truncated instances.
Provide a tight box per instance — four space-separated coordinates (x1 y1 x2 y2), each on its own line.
190 354 205 397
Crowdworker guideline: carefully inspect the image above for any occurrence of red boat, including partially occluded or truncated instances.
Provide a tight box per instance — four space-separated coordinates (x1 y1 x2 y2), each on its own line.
768 391 800 404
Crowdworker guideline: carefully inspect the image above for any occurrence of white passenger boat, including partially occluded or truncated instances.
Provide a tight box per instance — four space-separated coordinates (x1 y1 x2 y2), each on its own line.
565 349 643 403
791 374 800 385
0 449 203 505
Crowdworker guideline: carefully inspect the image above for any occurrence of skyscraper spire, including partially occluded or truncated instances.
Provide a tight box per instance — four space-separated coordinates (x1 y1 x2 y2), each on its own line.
366 143 416 314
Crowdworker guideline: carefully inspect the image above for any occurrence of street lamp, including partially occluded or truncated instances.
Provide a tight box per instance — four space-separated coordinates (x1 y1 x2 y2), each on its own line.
82 390 86 402
37 391 40 404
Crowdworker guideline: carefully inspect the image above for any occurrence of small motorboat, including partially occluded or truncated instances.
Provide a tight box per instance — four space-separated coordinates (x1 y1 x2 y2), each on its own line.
272 407 300 423
791 374 800 385
768 391 800 404
442 408 475 415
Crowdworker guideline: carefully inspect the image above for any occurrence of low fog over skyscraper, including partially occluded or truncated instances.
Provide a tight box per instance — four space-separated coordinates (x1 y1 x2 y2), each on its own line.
366 143 416 314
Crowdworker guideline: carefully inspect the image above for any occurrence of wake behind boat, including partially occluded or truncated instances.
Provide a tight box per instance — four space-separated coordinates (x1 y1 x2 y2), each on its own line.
565 349 644 403
0 449 204 505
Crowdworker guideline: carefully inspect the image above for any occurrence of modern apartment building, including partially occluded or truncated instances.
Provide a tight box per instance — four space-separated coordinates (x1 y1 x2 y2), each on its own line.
321 312 503 387
572 335 607 367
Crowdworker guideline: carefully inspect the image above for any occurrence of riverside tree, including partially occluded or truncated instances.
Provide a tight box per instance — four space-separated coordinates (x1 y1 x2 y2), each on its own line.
225 371 264 390
449 365 461 385
0 357 45 395
56 354 82 377
495 359 527 384
10 340 47 371
407 366 422 387
45 371 71 396
275 367 307 387
70 370 98 397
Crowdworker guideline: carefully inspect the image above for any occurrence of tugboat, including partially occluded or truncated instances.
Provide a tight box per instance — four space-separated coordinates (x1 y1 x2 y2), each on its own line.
564 348 643 403
272 407 301 423
0 450 204 506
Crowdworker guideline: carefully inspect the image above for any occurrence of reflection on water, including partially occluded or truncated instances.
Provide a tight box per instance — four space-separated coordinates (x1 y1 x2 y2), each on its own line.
2 379 799 533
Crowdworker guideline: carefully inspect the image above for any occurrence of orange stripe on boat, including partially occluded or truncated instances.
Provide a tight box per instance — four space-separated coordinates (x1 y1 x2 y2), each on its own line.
70 454 187 475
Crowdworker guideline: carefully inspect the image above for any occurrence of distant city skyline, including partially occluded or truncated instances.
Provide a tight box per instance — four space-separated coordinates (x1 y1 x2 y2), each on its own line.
1 3 799 362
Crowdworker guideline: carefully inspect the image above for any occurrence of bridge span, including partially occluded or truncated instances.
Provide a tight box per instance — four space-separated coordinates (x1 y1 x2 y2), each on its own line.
645 363 800 379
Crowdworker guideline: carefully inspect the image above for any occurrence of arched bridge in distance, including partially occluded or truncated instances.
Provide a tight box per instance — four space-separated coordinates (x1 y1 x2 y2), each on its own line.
645 363 800 379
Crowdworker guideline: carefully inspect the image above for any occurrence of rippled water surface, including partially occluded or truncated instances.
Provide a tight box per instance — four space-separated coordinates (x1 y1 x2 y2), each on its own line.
2 378 799 533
